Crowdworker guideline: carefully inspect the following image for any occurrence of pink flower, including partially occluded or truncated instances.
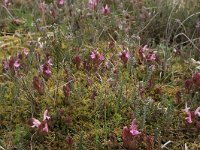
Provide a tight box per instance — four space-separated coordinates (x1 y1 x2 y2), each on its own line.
101 4 110 15
130 119 141 136
89 0 98 9
185 112 193 124
146 52 156 62
139 45 149 57
31 118 41 128
122 119 141 137
43 109 50 121
24 48 28 56
38 2 46 12
31 109 50 133
14 59 20 69
17 52 23 60
90 51 104 63
89 51 104 69
3 57 20 72
183 103 193 124
42 122 49 133
122 119 141 149
40 63 52 80
195 107 200 117
183 103 190 114
183 103 195 124
45 68 51 75
173 48 181 55
57 0 64 6
119 50 129 64
90 51 96 59
139 45 157 63
99 54 104 61
3 0 10 7
47 58 53 66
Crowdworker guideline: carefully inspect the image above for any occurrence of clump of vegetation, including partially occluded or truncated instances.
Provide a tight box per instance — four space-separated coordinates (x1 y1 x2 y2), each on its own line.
0 0 200 149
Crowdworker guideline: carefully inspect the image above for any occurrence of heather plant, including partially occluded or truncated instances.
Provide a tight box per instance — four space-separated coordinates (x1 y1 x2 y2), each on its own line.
0 0 200 149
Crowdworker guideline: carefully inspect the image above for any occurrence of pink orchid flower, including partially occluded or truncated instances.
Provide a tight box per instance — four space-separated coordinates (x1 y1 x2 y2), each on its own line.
139 45 149 56
90 51 96 59
4 0 10 7
31 118 41 128
45 67 51 75
31 109 50 133
43 109 50 121
90 51 104 61
57 0 64 6
24 48 28 56
47 58 53 66
14 59 20 69
40 64 51 74
139 45 157 63
119 50 130 64
185 112 193 124
101 4 110 15
99 53 104 61
195 107 200 117
183 103 190 113
4 57 20 71
40 63 52 79
89 0 98 9
42 122 49 133
146 52 156 62
130 119 141 136
183 103 193 124
38 2 46 12
17 52 23 60
122 118 141 148
89 51 104 69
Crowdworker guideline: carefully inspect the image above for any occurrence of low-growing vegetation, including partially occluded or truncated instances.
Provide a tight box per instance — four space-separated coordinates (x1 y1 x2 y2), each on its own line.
0 0 200 149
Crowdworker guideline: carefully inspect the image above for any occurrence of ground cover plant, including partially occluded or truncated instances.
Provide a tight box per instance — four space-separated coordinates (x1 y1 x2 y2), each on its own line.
0 0 200 149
